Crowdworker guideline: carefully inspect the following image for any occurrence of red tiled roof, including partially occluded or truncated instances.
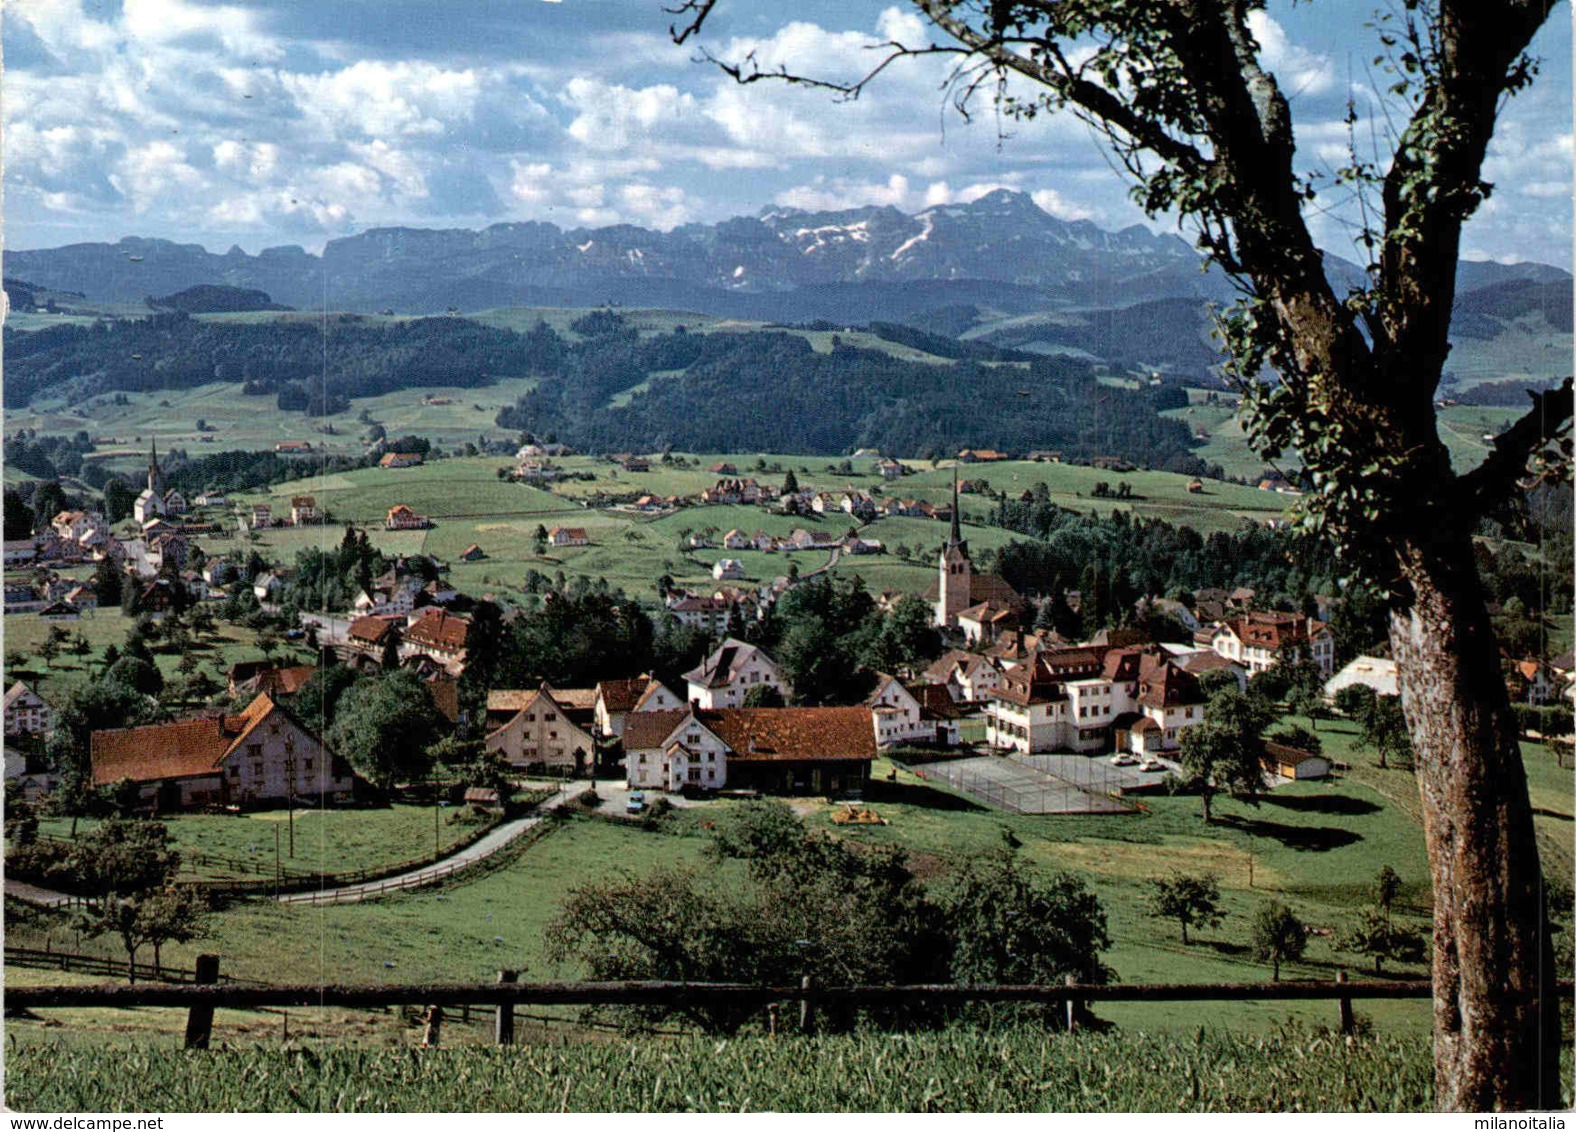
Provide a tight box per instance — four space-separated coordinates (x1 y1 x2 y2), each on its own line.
348 616 400 645
91 694 279 786
597 676 652 713
703 707 876 762
403 608 470 651
622 709 688 751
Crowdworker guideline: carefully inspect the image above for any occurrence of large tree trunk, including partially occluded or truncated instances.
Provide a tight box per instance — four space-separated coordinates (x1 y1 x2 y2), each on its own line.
1390 532 1562 1111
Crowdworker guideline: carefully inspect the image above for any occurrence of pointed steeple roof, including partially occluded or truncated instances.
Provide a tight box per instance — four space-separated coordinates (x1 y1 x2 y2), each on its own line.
945 466 968 558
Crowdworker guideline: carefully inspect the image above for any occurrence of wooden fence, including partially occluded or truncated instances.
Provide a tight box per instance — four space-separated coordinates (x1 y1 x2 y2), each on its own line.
17 961 1567 1050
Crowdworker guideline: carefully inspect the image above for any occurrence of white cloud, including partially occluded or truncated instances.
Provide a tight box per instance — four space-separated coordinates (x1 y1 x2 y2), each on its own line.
281 61 483 140
1248 12 1336 98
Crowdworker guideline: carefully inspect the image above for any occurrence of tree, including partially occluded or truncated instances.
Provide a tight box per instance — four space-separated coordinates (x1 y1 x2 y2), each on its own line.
1251 902 1308 981
36 630 62 669
1149 872 1225 945
670 0 1569 1107
1345 908 1428 975
1375 865 1404 924
325 670 445 790
782 468 799 495
139 883 211 973
1333 684 1377 722
1177 687 1268 823
741 684 785 708
1361 694 1415 771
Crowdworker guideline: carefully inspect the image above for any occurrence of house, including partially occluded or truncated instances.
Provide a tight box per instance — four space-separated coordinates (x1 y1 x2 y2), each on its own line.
957 449 1009 463
867 674 959 748
484 684 595 775
985 645 1207 756
253 572 284 602
712 559 746 581
922 649 1004 702
4 682 53 740
195 491 228 507
877 460 906 480
683 637 791 708
37 600 80 621
709 462 738 476
3 540 38 566
956 600 1020 646
290 496 319 524
1262 741 1332 781
622 456 651 473
234 664 318 698
249 503 274 529
379 451 424 468
665 594 733 633
840 492 877 520
90 693 360 811
548 527 590 548
401 608 471 672
346 615 402 659
593 675 681 739
1324 656 1399 700
1210 611 1335 675
459 544 486 562
723 529 751 550
385 505 430 531
1170 648 1249 692
1512 658 1559 706
274 440 313 453
624 706 875 795
62 585 98 611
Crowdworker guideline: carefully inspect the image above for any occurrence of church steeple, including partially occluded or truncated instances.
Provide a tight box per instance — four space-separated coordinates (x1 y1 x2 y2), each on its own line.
947 466 966 554
147 438 165 496
935 465 972 628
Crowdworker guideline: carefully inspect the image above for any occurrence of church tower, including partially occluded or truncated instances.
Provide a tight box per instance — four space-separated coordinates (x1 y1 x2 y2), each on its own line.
935 468 972 628
147 439 166 497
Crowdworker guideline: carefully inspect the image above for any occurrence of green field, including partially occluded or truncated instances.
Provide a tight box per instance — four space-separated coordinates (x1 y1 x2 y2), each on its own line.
3 1028 1446 1112
2 608 298 704
35 805 479 883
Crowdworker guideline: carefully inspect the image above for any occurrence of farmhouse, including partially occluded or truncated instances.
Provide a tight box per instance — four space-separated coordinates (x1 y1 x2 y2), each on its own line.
484 684 595 775
290 496 320 524
4 682 53 740
249 503 273 529
548 527 590 547
868 674 958 748
379 451 424 468
623 706 876 795
274 441 313 453
346 615 402 660
90 693 360 811
459 544 486 561
712 559 746 581
593 675 682 739
683 637 791 708
386 505 431 531
922 649 1004 702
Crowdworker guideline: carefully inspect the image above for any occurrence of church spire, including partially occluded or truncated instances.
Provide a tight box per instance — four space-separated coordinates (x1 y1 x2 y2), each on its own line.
950 466 962 546
147 438 165 496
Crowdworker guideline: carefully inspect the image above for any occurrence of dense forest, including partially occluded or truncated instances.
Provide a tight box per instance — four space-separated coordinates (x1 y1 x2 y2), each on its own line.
5 310 1206 469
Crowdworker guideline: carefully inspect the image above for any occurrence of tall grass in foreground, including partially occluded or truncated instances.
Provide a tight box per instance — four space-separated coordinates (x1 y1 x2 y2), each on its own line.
7 1027 1440 1112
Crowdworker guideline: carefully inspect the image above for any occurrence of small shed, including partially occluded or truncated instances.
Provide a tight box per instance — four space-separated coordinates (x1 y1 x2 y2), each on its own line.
1263 742 1331 781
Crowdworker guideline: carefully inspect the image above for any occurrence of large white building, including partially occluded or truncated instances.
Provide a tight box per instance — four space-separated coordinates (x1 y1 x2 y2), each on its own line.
986 645 1207 756
3 682 52 740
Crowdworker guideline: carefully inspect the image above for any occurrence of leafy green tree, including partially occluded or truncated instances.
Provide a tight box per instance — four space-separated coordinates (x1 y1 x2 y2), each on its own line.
1344 908 1427 975
1375 866 1404 923
1178 687 1268 823
139 883 211 973
666 0 1569 1103
1149 872 1226 945
1333 684 1377 722
326 670 445 790
1251 902 1308 981
1361 695 1414 771
105 656 163 697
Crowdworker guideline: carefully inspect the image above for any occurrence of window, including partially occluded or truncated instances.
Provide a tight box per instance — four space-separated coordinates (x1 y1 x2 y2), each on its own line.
544 713 556 722
228 766 240 778
549 730 558 740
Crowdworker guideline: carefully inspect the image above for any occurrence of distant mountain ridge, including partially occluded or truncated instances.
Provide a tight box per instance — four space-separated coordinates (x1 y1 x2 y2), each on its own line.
12 189 1566 321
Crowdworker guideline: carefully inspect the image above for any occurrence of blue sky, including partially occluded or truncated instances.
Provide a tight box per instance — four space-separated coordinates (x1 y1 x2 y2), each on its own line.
6 0 1571 264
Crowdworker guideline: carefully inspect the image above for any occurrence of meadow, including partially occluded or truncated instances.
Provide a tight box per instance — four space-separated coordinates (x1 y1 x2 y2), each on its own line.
4 1028 1445 1112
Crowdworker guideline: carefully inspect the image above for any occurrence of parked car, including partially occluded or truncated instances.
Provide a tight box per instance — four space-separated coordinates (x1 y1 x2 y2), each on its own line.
1110 753 1140 767
626 792 646 814
1139 758 1165 773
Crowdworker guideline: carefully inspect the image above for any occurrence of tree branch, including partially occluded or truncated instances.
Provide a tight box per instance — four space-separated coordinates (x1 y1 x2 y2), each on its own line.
1457 378 1574 515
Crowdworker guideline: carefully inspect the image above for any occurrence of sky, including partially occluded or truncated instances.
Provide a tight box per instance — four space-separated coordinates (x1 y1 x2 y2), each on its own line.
5 0 1572 264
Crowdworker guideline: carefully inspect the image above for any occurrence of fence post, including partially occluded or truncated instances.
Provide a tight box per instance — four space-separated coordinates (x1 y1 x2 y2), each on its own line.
799 975 815 1035
422 1005 444 1047
494 970 517 1046
183 954 220 1050
1337 969 1354 1034
1064 973 1077 1032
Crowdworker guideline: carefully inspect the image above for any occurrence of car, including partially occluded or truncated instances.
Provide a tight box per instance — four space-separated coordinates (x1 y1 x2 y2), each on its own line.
625 792 646 814
1139 758 1166 773
1110 753 1140 767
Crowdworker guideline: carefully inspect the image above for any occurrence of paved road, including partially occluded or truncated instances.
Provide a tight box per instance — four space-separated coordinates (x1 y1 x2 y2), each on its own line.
3 879 86 908
276 780 590 905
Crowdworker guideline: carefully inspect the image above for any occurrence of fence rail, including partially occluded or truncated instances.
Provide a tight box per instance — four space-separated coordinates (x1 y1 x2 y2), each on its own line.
3 946 261 986
14 965 1568 1050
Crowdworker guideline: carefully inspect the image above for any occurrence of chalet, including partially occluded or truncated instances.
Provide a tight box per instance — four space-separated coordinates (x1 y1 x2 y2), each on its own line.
593 675 681 739
1209 611 1335 675
712 559 746 581
624 706 875 795
195 491 228 507
52 511 100 543
459 544 486 562
877 460 906 480
684 638 791 709
291 496 320 524
386 505 430 531
1324 656 1398 700
253 572 284 602
379 451 424 468
62 585 98 611
787 528 840 551
4 683 53 740
548 527 590 548
90 693 360 811
840 492 877 520
1512 658 1559 706
400 608 471 672
868 674 940 748
249 503 273 529
233 664 318 698
274 441 313 453
723 529 751 550
484 684 595 775
1262 741 1332 781
701 478 765 505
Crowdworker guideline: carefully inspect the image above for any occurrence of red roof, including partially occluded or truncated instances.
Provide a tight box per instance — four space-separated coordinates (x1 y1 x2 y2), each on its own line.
348 616 400 645
703 707 875 763
403 608 470 652
91 695 279 785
